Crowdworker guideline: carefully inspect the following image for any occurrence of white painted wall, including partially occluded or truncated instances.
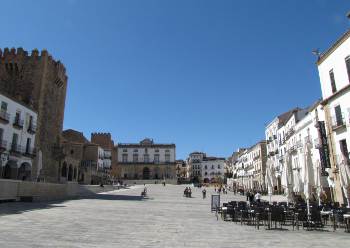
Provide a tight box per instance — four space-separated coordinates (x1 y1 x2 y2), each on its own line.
200 159 225 181
0 94 37 168
318 34 350 169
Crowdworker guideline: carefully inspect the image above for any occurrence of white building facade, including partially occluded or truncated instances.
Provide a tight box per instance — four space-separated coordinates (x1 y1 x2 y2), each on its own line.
187 152 225 183
317 30 350 205
0 93 37 180
200 157 225 184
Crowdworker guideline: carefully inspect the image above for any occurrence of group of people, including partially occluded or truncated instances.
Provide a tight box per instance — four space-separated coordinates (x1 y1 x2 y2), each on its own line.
246 191 262 203
214 186 228 194
184 187 192 198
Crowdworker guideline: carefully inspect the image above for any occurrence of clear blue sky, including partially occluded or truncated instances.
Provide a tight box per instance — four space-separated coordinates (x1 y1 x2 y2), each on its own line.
1 0 349 159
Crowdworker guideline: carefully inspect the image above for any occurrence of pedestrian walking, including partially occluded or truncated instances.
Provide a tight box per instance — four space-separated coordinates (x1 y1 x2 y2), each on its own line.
254 191 261 203
202 188 206 199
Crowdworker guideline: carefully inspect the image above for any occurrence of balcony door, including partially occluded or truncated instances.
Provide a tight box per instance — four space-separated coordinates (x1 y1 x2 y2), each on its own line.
26 138 31 153
335 105 343 126
12 133 18 149
340 139 349 161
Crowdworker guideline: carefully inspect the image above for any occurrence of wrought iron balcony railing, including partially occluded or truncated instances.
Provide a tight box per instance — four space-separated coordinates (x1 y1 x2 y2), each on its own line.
13 117 24 129
0 110 10 123
331 114 346 130
28 121 37 134
10 143 23 154
23 146 36 157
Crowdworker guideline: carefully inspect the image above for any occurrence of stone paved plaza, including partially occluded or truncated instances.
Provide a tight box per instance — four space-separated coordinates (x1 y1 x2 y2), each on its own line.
0 185 349 248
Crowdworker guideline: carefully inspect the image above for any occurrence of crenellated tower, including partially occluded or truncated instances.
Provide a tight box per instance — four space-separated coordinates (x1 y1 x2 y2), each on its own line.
0 47 68 182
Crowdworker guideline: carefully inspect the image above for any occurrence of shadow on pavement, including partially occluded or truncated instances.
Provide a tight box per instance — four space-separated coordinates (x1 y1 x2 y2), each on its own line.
0 201 66 216
0 192 146 216
83 194 144 201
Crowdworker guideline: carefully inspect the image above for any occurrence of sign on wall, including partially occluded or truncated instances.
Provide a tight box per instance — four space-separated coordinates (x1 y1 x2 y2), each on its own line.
316 121 331 170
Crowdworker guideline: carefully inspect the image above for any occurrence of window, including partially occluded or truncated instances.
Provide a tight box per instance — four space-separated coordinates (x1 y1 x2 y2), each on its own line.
340 139 349 160
11 133 18 151
329 70 337 93
155 149 159 153
154 154 159 163
211 165 214 169
29 115 33 127
133 153 138 162
0 128 3 142
133 149 138 152
122 154 128 162
335 105 343 126
346 56 350 83
205 172 208 176
204 165 207 170
122 149 127 152
165 154 170 163
218 164 221 169
144 154 149 163
1 101 7 112
26 138 31 153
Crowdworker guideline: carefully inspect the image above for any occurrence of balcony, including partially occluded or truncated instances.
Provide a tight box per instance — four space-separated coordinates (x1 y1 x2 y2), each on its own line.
13 117 24 129
27 121 37 134
288 145 297 153
296 140 303 148
0 139 7 151
0 110 10 123
285 128 295 140
23 146 36 158
336 154 350 168
10 143 23 155
331 114 346 131
304 135 313 146
278 154 284 163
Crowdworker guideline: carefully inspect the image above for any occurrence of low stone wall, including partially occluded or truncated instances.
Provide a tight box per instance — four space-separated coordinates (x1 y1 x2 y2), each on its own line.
121 179 177 185
0 179 121 202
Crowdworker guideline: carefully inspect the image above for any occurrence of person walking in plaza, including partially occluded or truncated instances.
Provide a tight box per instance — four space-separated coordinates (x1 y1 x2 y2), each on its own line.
188 187 192 197
202 188 206 199
254 191 261 203
249 191 254 203
246 191 250 201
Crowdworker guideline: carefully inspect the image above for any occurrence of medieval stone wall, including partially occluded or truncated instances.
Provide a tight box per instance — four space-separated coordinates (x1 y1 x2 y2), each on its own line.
0 48 68 183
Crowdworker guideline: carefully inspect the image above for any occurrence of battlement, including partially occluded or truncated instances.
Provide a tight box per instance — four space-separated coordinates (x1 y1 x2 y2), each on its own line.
0 47 67 83
91 132 112 138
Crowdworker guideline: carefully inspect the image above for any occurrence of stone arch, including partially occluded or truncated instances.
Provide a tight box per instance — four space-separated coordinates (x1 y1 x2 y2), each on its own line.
18 162 31 181
142 167 150 180
61 162 67 178
154 167 160 179
3 160 17 179
68 164 73 181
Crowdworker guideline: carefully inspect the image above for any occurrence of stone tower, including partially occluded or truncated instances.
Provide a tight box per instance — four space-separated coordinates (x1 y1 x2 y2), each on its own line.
0 47 68 182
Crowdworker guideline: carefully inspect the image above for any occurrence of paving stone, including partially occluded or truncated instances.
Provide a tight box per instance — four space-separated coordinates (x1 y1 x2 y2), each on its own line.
0 185 349 248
